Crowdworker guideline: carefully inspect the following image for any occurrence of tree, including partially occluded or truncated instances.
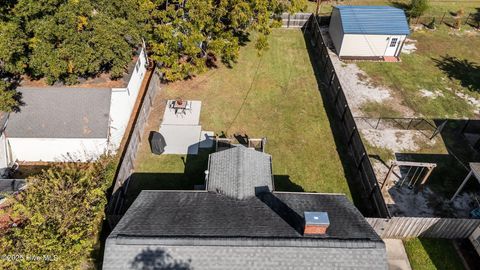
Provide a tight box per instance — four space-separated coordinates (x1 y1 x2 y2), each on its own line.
0 156 117 269
0 79 21 112
146 0 307 81
0 0 147 85
409 0 429 18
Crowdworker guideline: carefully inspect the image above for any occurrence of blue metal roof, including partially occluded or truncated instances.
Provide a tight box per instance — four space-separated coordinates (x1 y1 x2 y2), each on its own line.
336 6 410 35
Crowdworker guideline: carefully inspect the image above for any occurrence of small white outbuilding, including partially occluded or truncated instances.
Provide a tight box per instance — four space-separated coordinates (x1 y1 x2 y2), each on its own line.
328 6 410 61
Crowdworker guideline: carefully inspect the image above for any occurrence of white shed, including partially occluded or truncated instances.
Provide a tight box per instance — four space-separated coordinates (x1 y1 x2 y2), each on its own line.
328 6 410 61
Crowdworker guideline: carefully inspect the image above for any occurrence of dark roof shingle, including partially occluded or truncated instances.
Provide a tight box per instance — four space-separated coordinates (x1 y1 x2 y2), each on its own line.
111 191 380 241
207 146 273 199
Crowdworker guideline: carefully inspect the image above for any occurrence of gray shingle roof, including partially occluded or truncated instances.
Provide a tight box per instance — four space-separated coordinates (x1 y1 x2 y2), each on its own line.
105 191 387 269
110 191 380 241
207 146 273 199
6 87 111 138
103 242 387 270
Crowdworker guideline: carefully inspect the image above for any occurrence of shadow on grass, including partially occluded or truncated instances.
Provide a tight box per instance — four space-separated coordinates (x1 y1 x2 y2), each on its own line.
274 175 305 192
301 27 374 216
418 238 465 270
433 55 480 92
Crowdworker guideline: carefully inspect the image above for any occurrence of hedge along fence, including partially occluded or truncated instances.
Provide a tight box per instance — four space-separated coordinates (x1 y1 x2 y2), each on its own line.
107 68 162 226
367 217 480 239
306 15 390 218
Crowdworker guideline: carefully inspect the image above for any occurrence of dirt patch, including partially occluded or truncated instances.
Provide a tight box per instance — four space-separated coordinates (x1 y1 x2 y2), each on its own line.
377 160 478 217
420 89 445 98
401 39 417 54
361 129 439 156
455 91 480 115
320 28 415 117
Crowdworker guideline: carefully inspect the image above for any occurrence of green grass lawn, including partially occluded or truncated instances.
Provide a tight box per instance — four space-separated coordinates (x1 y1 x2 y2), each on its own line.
129 29 351 207
404 238 465 270
357 24 480 118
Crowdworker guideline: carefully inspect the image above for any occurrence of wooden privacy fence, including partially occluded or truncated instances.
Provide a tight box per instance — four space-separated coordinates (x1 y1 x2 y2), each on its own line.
280 13 331 28
281 13 311 28
367 217 480 239
307 15 389 218
108 69 162 222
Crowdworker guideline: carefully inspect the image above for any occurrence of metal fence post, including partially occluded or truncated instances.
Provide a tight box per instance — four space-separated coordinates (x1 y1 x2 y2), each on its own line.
464 13 471 25
328 71 335 87
347 127 357 146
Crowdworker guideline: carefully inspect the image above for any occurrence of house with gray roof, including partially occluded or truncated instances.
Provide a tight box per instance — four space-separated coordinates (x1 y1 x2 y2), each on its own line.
103 146 388 269
1 46 148 163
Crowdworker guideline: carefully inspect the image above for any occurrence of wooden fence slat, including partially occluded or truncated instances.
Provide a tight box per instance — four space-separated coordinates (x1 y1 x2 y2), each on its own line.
367 217 480 239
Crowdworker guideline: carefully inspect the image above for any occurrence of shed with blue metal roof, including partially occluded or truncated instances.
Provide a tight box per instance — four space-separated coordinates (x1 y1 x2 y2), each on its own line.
328 6 410 60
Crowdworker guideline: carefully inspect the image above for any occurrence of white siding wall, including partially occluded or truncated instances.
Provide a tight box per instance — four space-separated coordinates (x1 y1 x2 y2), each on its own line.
0 133 8 176
328 8 344 55
339 34 406 57
109 48 148 149
8 138 108 162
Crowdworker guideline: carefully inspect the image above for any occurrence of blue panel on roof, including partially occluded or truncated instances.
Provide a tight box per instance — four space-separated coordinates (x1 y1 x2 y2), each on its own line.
336 6 410 35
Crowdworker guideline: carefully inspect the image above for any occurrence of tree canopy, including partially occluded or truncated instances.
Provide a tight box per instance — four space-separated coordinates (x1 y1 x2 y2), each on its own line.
0 0 306 86
146 0 307 81
0 157 117 269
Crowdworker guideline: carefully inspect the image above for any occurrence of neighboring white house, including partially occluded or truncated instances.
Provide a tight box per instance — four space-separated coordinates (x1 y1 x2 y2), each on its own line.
1 47 148 163
0 113 9 177
328 6 410 60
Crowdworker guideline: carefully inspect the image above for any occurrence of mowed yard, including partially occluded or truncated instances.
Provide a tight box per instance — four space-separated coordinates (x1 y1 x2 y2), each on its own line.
357 22 480 118
403 238 465 270
128 29 350 205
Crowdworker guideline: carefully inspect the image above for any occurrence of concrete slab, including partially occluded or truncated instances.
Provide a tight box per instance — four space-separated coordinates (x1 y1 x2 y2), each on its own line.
162 100 202 126
384 239 412 270
199 131 214 148
159 125 202 155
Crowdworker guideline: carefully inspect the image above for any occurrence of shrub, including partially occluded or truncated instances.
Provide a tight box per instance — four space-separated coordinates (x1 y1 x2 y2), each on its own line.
427 18 436 29
0 156 118 269
409 0 429 18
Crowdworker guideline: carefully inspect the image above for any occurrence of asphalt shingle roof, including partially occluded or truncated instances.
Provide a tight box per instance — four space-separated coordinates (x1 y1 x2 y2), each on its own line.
336 6 410 35
111 191 381 241
207 146 273 199
105 191 387 269
6 87 111 138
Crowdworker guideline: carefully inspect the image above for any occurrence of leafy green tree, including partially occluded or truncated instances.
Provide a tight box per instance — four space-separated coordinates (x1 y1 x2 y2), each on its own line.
147 0 306 81
0 79 21 112
0 0 147 85
0 156 117 269
409 0 429 18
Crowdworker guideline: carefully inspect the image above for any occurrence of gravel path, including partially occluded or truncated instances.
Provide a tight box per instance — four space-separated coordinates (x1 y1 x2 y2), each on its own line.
320 27 415 117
